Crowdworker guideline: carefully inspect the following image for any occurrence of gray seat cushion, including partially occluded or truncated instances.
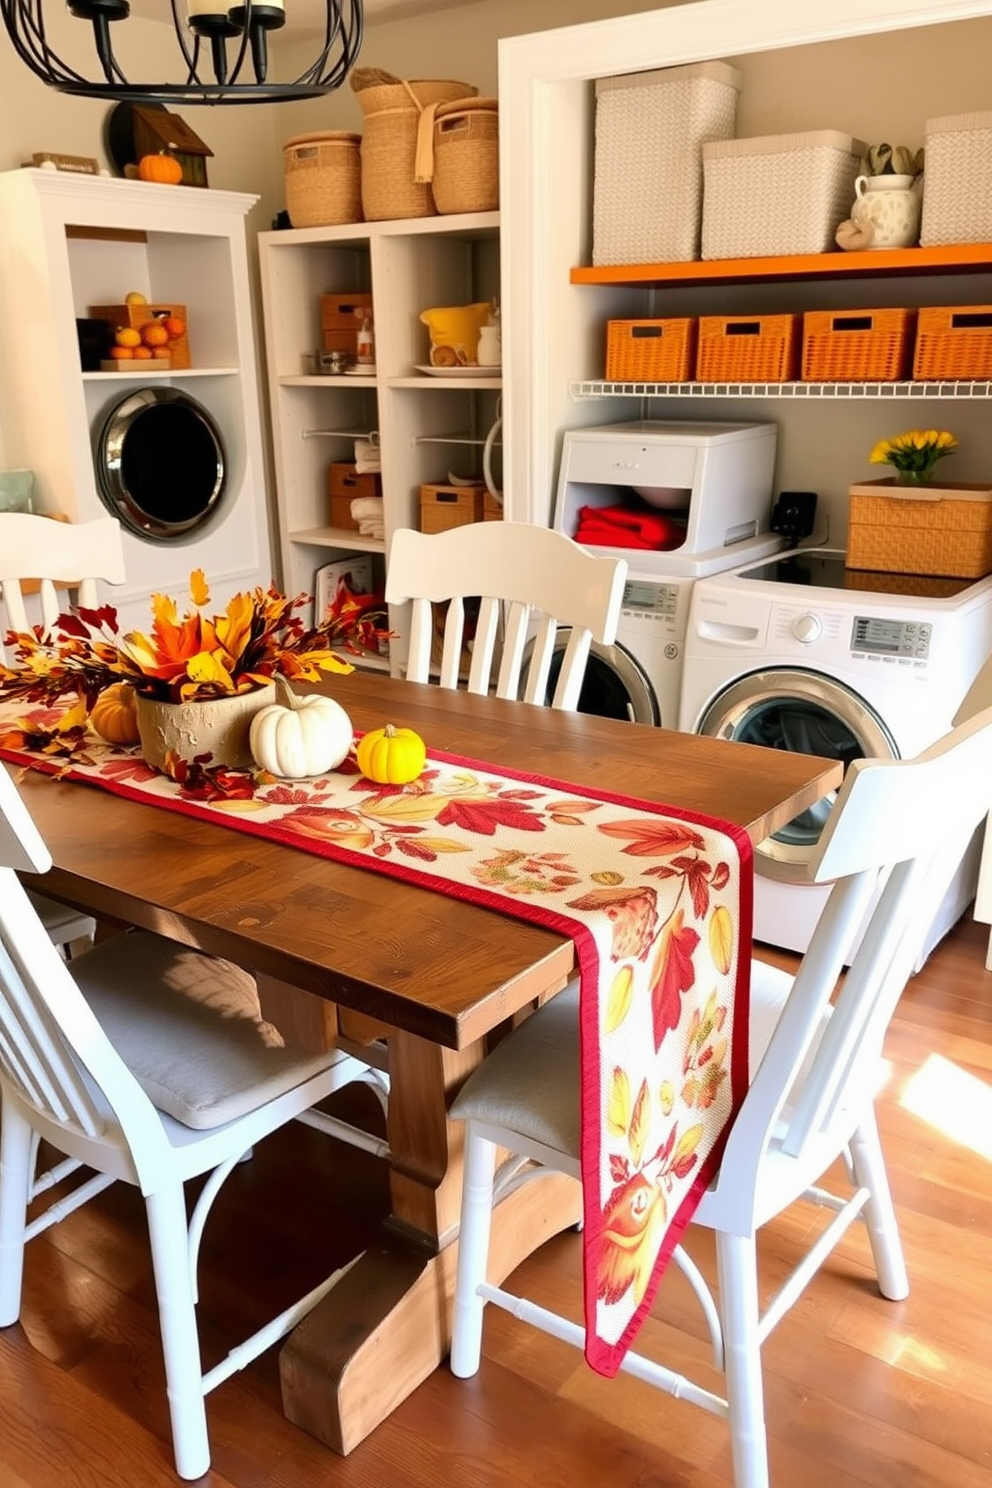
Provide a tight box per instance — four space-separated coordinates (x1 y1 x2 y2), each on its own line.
74 931 337 1130
448 959 813 1161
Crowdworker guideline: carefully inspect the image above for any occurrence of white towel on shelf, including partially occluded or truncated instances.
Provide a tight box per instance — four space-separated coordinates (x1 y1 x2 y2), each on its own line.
354 437 381 474
358 519 385 540
350 495 384 521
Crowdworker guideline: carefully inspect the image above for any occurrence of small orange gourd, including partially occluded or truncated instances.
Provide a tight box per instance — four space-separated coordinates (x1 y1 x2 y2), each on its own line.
137 151 183 186
90 682 141 746
356 723 426 785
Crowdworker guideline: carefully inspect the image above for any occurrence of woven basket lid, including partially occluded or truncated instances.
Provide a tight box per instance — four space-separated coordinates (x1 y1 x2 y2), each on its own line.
284 131 361 150
436 96 498 118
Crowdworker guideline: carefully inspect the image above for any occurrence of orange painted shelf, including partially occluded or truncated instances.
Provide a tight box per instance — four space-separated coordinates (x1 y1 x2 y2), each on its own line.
570 243 992 288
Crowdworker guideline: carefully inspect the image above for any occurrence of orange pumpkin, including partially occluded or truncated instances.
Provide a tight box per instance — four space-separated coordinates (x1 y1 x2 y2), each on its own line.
90 682 141 746
137 152 183 186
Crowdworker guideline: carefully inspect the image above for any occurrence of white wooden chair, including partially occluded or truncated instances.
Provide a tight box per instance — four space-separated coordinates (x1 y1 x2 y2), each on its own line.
448 706 992 1488
0 758 382 1480
384 523 628 710
1 513 129 956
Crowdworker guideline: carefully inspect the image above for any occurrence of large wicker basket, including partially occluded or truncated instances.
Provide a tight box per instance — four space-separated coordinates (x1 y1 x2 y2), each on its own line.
431 98 498 215
283 132 362 228
350 68 477 221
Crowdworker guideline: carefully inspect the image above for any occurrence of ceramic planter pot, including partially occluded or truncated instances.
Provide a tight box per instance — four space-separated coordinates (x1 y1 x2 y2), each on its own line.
135 683 276 772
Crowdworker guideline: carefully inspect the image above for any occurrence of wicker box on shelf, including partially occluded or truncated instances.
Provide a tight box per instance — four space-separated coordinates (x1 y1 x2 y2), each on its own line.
846 477 992 578
321 292 374 356
696 313 800 382
592 60 741 265
701 129 865 259
326 461 382 530
802 308 916 382
913 305 992 380
420 482 500 532
605 318 696 382
920 111 992 246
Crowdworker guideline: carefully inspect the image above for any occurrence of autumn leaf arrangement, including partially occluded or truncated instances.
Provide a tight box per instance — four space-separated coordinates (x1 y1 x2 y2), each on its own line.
0 569 392 771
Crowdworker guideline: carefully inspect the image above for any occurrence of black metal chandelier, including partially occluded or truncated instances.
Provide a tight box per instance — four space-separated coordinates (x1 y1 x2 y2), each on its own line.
0 0 364 103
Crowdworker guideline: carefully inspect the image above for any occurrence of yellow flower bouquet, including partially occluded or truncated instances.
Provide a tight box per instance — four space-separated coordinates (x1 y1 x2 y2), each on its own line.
869 429 959 487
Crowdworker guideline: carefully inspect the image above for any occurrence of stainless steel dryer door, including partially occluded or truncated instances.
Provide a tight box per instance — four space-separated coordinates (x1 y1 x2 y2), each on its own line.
697 667 897 882
526 633 660 724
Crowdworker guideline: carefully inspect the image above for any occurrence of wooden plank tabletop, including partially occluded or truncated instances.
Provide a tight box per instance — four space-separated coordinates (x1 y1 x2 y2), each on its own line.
14 671 842 1048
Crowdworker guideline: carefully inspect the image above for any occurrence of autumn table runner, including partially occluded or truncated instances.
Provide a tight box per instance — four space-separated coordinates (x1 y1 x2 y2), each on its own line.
0 711 752 1377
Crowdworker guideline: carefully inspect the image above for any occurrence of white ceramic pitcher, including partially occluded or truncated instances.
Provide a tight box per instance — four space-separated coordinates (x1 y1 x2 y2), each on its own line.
851 174 921 250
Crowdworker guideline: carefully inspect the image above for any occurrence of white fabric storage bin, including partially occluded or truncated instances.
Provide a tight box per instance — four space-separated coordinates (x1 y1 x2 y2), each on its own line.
920 111 992 246
593 61 741 266
701 130 866 259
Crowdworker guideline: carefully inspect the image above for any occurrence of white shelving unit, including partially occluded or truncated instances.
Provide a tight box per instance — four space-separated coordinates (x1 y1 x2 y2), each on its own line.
498 0 992 537
0 169 272 632
257 211 500 675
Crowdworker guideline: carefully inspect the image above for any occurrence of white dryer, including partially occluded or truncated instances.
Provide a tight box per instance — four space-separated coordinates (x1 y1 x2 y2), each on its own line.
679 547 992 958
542 418 784 726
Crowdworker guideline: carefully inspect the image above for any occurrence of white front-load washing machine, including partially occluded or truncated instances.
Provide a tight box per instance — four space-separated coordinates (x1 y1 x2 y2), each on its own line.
679 547 992 958
540 553 782 729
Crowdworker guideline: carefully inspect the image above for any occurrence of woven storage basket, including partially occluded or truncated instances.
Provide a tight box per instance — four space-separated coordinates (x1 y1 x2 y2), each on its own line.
283 132 362 228
920 111 992 246
802 308 916 382
350 69 477 221
701 130 866 259
431 98 498 214
696 314 800 382
605 318 696 382
420 481 500 532
592 61 741 266
913 305 992 379
846 478 992 578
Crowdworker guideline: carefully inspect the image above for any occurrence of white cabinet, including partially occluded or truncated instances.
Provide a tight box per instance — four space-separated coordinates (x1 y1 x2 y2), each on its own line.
0 169 272 631
257 211 500 674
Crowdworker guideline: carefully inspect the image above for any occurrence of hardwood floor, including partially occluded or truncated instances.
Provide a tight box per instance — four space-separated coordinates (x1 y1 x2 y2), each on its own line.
2 917 991 1487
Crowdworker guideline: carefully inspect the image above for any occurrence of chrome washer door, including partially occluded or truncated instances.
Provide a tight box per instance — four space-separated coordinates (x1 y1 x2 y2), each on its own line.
698 667 897 882
95 386 227 543
527 634 660 724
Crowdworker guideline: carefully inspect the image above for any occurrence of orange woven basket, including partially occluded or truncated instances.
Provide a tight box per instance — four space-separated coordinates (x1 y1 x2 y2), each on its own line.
696 314 800 382
802 307 915 382
605 318 696 381
913 304 992 380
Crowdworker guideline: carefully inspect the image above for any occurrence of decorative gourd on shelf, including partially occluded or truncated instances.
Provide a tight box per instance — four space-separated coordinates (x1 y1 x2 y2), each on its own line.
356 723 427 785
249 677 354 779
137 151 184 186
89 682 140 746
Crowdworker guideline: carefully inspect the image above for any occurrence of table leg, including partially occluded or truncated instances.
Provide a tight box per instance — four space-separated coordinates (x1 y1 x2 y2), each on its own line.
279 1027 581 1455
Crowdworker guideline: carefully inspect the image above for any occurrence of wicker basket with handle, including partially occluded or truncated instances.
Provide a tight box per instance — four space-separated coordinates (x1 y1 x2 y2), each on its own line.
913 305 992 380
802 308 916 382
350 68 478 221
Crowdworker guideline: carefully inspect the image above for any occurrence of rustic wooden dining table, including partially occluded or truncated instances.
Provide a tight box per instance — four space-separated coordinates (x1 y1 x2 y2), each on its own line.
12 669 842 1457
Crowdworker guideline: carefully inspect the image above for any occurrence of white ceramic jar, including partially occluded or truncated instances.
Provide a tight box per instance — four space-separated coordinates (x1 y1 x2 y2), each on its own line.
851 173 922 250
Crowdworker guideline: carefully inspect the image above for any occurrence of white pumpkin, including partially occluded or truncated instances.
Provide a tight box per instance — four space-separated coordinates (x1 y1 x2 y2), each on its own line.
249 678 354 779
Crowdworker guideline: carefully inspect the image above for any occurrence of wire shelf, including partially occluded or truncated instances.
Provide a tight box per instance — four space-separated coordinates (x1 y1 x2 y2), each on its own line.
570 379 992 400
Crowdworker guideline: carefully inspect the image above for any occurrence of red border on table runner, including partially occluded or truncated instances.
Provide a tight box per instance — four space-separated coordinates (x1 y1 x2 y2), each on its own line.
1 738 752 1377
